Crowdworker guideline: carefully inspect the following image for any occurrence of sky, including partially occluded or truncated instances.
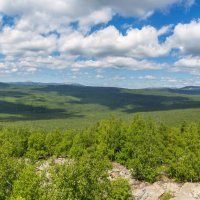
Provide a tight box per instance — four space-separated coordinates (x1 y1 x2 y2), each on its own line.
0 0 200 88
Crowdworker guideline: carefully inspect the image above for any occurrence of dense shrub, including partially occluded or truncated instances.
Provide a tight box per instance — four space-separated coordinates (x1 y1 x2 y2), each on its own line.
0 116 199 199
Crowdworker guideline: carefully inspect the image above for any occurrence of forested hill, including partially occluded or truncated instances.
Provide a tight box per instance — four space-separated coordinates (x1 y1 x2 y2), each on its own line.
1 83 200 129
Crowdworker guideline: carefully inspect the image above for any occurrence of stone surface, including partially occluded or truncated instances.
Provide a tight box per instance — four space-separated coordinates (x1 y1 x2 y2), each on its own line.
109 162 200 200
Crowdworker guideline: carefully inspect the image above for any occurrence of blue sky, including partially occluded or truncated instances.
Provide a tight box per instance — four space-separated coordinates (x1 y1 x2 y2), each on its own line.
0 0 200 88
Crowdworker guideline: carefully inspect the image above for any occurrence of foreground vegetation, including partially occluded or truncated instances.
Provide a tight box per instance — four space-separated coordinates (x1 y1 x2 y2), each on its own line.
0 116 199 199
1 83 200 129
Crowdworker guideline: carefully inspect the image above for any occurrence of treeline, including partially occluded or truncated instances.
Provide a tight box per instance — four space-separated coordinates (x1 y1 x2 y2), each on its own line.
0 116 200 199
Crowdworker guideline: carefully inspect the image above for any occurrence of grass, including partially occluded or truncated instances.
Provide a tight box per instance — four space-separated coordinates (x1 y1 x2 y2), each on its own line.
161 192 172 200
1 83 200 129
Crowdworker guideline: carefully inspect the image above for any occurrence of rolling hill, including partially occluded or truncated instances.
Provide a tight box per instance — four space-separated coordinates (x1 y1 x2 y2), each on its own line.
1 82 200 129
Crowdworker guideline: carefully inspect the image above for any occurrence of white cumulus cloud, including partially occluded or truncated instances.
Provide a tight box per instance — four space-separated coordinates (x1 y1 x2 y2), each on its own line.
59 25 169 58
167 19 200 55
0 0 197 75
72 56 167 70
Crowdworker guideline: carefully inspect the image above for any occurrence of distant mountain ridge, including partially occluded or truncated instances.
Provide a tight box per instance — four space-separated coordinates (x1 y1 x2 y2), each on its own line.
0 82 200 91
5 82 85 87
181 86 200 90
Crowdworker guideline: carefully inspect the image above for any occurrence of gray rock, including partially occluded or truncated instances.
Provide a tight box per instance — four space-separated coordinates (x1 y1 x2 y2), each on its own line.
109 163 200 200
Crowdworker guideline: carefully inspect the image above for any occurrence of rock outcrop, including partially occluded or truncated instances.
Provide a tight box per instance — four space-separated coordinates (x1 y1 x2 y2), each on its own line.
109 162 200 200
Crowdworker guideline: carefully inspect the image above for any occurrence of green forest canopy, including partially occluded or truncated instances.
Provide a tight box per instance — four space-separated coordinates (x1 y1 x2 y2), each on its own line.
2 84 200 129
0 116 199 199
